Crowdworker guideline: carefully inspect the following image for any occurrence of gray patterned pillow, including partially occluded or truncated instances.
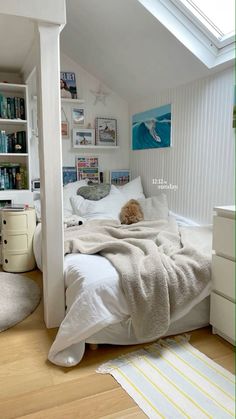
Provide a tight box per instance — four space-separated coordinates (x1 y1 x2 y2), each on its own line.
77 184 111 201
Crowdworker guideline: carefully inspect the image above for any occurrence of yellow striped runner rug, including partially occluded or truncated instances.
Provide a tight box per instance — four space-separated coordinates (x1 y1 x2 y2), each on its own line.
97 336 235 418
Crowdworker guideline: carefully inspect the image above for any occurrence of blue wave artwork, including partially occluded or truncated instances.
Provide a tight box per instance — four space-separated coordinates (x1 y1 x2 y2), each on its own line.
132 104 171 150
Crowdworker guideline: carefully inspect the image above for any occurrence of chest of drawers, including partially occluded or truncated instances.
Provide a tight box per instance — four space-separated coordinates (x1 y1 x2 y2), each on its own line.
210 206 235 345
1 207 36 272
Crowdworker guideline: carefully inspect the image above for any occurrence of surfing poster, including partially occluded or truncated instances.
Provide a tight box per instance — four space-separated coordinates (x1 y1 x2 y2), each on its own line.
132 104 171 150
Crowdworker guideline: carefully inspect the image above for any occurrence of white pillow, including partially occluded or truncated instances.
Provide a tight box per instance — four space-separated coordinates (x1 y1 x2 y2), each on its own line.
33 180 88 219
138 194 169 220
117 176 145 200
70 185 127 220
63 180 88 216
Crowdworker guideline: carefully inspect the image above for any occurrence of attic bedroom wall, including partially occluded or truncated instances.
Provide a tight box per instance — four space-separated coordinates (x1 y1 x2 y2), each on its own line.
60 53 130 176
129 66 234 224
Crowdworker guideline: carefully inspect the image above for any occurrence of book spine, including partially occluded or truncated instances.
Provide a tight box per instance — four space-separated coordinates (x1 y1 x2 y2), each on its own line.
20 98 25 120
14 97 19 118
10 97 15 119
7 97 11 119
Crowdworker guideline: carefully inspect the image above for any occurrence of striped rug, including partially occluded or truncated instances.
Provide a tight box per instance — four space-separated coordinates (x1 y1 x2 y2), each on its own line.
97 336 235 418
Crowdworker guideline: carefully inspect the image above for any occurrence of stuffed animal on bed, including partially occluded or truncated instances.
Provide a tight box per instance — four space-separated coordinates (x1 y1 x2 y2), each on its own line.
119 199 144 225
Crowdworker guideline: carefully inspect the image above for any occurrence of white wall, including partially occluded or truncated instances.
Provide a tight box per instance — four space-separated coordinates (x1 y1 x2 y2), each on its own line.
60 53 130 177
130 67 234 224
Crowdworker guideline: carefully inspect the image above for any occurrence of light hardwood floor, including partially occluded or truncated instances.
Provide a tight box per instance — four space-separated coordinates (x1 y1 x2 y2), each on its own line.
0 270 234 419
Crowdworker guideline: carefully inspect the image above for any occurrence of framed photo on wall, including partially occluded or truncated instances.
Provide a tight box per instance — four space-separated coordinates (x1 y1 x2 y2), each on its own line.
110 170 130 186
95 117 117 146
61 121 69 139
72 128 95 147
72 108 85 125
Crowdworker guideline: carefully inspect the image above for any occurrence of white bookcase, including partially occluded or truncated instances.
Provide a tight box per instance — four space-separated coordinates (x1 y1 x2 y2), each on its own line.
0 82 31 193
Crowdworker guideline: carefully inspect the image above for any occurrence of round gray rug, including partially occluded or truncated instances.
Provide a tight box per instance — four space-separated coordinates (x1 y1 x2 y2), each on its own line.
0 273 41 332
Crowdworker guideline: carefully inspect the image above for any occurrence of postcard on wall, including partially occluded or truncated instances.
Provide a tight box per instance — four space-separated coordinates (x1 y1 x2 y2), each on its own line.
62 167 77 186
60 71 77 99
132 104 171 150
110 170 130 186
72 108 85 125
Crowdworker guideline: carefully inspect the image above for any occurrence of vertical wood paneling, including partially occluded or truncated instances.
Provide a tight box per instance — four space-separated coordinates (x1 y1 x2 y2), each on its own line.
130 67 234 224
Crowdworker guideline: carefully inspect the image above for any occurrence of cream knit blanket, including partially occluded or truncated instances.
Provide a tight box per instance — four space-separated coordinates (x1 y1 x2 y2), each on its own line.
64 217 211 340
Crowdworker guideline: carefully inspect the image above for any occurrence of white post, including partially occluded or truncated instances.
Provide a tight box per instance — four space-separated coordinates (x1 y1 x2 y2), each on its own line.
37 23 65 327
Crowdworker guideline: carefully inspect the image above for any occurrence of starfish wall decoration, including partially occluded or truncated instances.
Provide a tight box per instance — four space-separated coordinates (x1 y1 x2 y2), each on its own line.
90 84 110 106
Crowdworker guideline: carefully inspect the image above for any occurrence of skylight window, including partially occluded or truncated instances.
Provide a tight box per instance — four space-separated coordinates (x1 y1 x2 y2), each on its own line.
173 0 235 43
138 0 235 68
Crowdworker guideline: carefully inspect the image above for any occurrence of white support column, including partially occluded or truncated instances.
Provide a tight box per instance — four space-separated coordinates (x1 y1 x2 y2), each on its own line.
37 23 65 327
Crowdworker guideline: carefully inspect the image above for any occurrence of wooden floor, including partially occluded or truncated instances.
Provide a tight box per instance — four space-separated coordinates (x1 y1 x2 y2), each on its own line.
0 270 234 419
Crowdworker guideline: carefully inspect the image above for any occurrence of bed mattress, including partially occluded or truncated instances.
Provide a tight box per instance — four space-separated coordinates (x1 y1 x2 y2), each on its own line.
33 220 212 366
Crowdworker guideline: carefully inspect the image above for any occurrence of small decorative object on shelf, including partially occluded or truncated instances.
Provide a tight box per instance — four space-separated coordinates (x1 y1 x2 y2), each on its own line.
110 170 130 186
76 156 99 184
72 128 95 147
95 117 117 146
60 72 77 99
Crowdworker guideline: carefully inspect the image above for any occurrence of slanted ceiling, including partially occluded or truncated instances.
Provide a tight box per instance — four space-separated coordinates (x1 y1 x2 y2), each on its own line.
61 0 212 102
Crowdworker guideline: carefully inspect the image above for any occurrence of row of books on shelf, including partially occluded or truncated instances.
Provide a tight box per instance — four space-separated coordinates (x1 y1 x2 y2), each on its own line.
0 95 25 120
0 130 27 153
0 163 28 190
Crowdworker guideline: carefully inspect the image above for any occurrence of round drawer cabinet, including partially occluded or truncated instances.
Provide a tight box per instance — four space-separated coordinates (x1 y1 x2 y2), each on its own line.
1 208 36 273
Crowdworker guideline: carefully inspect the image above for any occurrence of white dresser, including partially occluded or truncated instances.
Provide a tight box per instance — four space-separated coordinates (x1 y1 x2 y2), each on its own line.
210 205 235 345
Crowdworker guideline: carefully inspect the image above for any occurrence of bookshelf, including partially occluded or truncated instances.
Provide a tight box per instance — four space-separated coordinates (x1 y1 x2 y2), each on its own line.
0 83 30 192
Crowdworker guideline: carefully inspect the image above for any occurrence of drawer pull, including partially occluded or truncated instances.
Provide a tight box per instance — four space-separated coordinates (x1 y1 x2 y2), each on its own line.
4 259 8 264
3 220 6 225
4 240 7 244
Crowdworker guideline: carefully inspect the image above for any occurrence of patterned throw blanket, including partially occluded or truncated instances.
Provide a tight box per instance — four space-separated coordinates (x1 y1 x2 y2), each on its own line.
64 217 211 340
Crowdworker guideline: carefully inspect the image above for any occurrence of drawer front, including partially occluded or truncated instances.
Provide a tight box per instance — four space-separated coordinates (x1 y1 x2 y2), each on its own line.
212 255 235 302
2 213 28 231
2 251 35 273
210 293 235 342
2 234 28 251
213 216 235 259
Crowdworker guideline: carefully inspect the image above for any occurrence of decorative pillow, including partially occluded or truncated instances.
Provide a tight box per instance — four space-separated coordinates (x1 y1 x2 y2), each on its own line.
138 194 169 221
117 176 145 200
63 179 88 216
77 183 111 201
70 185 127 220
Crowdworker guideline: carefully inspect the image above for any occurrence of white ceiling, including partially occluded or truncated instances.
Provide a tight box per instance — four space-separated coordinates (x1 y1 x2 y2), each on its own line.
61 0 213 102
0 1 228 102
0 15 35 72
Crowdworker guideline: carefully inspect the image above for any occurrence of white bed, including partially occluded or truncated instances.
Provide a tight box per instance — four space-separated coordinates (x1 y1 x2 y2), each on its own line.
33 216 212 367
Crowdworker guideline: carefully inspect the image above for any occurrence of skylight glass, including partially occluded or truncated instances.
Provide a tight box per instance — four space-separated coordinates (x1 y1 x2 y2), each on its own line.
179 0 235 38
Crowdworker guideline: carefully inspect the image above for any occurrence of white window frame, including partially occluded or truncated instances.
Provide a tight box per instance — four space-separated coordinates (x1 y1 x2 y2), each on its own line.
138 0 235 68
171 0 235 49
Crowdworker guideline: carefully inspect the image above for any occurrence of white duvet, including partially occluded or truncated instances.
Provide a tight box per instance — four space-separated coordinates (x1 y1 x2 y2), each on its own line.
33 217 212 367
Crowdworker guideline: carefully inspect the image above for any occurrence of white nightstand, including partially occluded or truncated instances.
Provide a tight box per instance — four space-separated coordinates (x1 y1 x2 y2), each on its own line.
210 205 235 345
1 207 36 273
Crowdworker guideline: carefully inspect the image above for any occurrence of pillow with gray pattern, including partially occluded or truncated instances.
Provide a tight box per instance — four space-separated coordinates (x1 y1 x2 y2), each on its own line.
77 183 111 201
